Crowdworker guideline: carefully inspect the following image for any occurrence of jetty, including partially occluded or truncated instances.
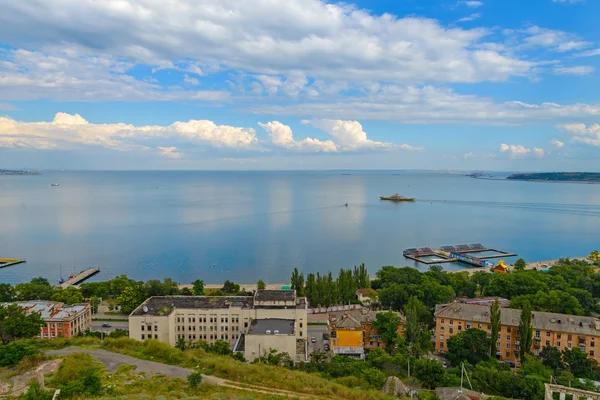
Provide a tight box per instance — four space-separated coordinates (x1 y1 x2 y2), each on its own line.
403 244 516 266
0 258 25 268
59 267 100 288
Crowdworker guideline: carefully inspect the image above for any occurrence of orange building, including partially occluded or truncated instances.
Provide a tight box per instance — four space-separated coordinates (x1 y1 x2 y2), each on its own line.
8 301 92 338
435 302 600 364
328 309 404 358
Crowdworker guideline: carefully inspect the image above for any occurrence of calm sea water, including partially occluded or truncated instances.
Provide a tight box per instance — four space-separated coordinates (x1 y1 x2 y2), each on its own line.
1 171 599 285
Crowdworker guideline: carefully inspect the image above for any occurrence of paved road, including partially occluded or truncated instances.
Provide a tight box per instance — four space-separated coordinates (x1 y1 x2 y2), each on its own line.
308 325 328 354
92 321 128 332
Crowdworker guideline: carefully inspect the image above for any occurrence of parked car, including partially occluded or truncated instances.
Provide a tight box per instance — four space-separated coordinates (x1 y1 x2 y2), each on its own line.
102 323 112 328
324 344 330 351
311 336 316 343
322 332 330 340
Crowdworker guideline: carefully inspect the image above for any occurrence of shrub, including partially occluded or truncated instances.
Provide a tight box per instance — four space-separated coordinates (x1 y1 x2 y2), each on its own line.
51 353 104 397
187 371 203 389
0 342 40 366
22 383 53 400
142 339 184 364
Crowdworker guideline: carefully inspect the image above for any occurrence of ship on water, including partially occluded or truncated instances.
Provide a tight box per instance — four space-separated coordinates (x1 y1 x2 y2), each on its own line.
379 193 415 201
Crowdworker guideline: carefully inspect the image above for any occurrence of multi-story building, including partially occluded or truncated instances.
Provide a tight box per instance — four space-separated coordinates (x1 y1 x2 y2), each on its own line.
129 290 308 357
6 301 92 338
434 302 600 364
328 309 405 358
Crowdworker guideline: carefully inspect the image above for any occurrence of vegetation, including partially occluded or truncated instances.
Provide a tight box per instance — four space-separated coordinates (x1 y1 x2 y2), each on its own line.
506 172 600 182
303 264 370 307
0 303 45 344
0 341 41 366
446 328 490 366
257 279 266 290
490 297 501 356
518 300 533 363
372 311 403 353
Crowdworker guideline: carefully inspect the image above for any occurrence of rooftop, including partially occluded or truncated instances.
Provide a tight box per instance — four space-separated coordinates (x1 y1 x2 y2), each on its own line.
131 296 253 316
254 290 296 302
435 302 600 336
247 319 295 335
329 309 405 328
3 301 88 320
356 288 378 298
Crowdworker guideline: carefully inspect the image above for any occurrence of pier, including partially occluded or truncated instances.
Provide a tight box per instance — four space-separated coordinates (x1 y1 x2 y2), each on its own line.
0 258 25 268
403 244 517 266
59 267 100 288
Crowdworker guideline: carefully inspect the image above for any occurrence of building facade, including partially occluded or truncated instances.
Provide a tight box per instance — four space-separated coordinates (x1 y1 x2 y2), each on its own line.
328 309 405 358
243 318 305 362
129 290 308 352
435 302 600 364
5 301 92 338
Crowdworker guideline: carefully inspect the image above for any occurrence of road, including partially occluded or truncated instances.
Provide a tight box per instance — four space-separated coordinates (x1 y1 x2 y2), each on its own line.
91 320 128 332
308 325 328 354
46 347 322 399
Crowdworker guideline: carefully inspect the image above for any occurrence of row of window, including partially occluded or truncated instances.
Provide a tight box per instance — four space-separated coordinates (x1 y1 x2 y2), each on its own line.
141 334 158 340
175 325 241 332
141 325 158 331
176 333 240 341
176 316 241 324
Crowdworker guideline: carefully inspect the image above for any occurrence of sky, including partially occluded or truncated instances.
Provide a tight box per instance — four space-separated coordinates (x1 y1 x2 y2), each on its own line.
1 0 600 171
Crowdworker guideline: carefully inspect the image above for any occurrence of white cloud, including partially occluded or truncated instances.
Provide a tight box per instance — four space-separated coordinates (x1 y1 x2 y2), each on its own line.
461 1 484 8
576 49 600 58
499 143 545 159
463 152 476 158
0 0 537 91
559 123 600 147
158 146 183 159
552 66 594 75
519 26 590 52
259 120 420 153
251 85 600 125
552 0 584 3
457 13 481 23
0 113 258 153
550 139 564 148
183 75 200 86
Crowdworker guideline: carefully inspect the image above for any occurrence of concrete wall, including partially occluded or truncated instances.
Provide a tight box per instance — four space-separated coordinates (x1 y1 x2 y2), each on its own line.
244 334 298 362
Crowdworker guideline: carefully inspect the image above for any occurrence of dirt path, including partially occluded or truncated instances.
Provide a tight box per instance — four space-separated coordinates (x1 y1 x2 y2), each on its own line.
46 347 322 399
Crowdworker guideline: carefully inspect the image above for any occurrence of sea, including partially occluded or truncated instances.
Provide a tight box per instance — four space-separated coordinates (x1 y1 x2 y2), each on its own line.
1 170 599 285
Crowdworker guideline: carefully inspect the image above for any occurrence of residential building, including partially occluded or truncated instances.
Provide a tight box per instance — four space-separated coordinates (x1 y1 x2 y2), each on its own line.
5 301 91 338
129 290 308 355
434 302 600 363
327 309 405 358
356 288 378 305
243 318 305 362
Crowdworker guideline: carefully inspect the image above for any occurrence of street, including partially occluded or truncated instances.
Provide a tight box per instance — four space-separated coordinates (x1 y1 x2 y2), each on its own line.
307 325 328 354
91 320 129 332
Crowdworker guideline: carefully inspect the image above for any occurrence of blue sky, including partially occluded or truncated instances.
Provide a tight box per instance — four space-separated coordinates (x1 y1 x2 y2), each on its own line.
1 0 599 170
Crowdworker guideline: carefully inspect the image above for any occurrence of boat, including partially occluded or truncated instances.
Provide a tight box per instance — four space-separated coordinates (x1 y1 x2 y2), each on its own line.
50 183 59 186
380 193 415 201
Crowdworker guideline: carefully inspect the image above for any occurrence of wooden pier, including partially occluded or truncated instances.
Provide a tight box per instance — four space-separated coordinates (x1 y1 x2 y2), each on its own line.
0 258 25 268
59 267 100 288
403 244 517 266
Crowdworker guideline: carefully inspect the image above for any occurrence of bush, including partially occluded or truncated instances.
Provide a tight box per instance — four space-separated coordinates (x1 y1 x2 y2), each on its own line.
22 383 53 400
142 339 184 364
51 353 104 397
0 342 40 366
187 371 203 389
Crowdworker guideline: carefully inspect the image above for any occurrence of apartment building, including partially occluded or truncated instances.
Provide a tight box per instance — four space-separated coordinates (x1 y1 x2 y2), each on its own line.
129 290 308 350
434 302 600 363
328 309 405 358
6 301 92 338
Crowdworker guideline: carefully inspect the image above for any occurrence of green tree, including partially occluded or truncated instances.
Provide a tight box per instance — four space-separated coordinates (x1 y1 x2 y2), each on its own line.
446 328 490 366
490 297 501 356
222 280 239 294
518 300 533 364
404 296 425 356
210 340 232 355
305 273 317 307
0 342 40 366
414 358 446 389
539 346 562 371
14 277 55 301
0 283 15 302
562 347 595 379
51 287 84 304
116 285 146 314
354 263 370 289
373 310 403 354
0 304 45 344
192 279 205 295
514 258 527 271
257 279 266 290
290 267 305 296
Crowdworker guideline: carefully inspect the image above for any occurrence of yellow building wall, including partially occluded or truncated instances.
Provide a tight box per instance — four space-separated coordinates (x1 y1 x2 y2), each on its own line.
336 329 363 347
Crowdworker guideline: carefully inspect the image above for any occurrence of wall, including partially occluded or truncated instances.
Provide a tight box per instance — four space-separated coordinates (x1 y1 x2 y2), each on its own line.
244 334 298 362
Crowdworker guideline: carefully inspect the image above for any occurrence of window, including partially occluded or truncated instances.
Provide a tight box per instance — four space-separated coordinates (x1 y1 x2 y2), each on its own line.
458 326 462 331
591 351 595 356
506 351 510 357
534 349 540 356
300 322 303 328
154 325 158 331
440 342 444 348
535 330 540 338
466 322 472 329
568 334 573 341
244 322 248 328
154 334 158 339
141 325 145 331
498 334 501 340
568 343 572 349
441 327 445 332
300 331 302 337
506 343 511 349
507 335 511 341
546 332 550 337
546 340 550 346
141 334 145 340
449 328 454 334
441 335 445 340
478 324 482 329
507 327 511 333
557 342 561 347
557 334 561 339
496 342 500 348
592 341 596 347
449 320 453 325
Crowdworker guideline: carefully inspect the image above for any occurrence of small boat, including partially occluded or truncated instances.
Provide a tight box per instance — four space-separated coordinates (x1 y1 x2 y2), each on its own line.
50 183 59 187
344 203 348 207
380 193 415 201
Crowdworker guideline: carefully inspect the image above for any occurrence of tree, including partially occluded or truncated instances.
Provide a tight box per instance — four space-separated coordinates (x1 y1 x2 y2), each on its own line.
0 304 45 344
305 273 317 307
414 358 446 389
192 279 205 295
404 296 425 356
373 310 403 354
354 263 370 289
539 346 562 371
51 287 84 304
446 328 490 366
514 258 527 271
562 347 595 379
0 283 15 302
187 371 203 390
222 280 239 294
14 278 55 301
290 267 305 296
490 297 501 356
116 285 146 314
257 279 266 290
518 300 533 364
0 342 40 366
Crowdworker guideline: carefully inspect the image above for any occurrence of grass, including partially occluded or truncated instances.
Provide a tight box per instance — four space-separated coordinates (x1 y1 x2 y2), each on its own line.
100 338 391 400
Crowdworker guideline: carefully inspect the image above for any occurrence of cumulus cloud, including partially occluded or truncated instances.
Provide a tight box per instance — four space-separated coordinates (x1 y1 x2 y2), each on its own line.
552 66 594 75
0 113 258 154
258 121 337 152
499 144 545 159
518 26 590 52
559 123 600 147
259 120 420 153
550 139 564 148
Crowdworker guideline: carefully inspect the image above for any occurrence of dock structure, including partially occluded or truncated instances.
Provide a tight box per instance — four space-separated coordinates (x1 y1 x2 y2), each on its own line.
0 258 25 268
59 267 100 288
403 244 517 266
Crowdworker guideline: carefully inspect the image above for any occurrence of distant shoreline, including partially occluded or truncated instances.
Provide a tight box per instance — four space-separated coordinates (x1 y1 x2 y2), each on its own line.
0 169 41 176
506 172 600 184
